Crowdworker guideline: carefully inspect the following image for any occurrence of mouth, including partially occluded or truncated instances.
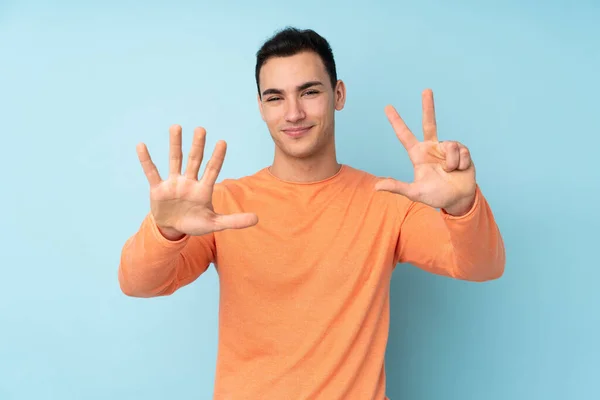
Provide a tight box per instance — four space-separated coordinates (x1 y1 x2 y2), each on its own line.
282 126 313 138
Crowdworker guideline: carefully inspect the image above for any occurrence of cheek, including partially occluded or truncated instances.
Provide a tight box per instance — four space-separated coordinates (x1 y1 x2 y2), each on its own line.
262 107 282 126
305 98 331 121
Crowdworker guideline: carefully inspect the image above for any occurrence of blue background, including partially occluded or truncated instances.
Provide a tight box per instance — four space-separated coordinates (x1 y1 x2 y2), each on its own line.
1 0 599 399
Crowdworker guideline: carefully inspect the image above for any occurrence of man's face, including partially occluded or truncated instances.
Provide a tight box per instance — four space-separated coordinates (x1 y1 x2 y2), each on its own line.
257 51 345 160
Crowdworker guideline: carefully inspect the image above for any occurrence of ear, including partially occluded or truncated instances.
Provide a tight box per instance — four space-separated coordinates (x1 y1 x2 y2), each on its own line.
257 93 266 121
334 80 346 111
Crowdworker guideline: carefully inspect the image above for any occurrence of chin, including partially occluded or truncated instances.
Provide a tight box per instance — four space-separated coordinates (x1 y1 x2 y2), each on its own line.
282 144 318 159
273 138 317 159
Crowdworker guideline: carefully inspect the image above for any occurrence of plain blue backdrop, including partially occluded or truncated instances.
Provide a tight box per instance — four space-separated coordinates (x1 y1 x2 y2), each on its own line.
1 0 599 399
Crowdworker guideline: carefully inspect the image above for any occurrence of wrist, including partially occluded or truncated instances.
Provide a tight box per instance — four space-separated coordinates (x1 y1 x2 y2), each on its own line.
443 192 476 217
157 225 186 241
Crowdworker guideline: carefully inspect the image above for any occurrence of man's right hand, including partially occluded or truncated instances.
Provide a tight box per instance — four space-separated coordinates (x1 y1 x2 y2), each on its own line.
136 124 259 240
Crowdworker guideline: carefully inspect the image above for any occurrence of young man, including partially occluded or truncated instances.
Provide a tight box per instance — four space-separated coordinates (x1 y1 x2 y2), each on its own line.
119 27 505 399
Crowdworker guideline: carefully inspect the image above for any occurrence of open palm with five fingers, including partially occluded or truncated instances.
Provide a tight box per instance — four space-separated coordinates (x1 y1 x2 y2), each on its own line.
137 125 259 240
375 89 477 216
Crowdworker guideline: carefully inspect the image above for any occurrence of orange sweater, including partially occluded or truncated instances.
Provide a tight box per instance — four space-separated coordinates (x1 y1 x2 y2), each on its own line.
119 165 505 399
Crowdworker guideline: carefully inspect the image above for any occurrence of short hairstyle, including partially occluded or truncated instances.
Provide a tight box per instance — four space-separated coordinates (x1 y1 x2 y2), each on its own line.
255 27 338 96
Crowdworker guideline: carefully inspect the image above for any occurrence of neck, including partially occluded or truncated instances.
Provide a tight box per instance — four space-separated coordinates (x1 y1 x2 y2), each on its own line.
269 144 341 183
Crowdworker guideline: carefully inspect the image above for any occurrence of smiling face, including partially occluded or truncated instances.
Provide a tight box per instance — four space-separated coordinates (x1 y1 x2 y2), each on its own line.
257 51 346 161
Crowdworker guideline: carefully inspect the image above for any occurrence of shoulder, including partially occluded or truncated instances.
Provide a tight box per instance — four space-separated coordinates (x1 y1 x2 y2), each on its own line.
343 165 414 211
342 164 399 192
212 167 270 202
342 164 400 187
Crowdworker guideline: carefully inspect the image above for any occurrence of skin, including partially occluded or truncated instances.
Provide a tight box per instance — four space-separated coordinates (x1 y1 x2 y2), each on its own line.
257 51 346 183
136 50 477 240
375 90 478 216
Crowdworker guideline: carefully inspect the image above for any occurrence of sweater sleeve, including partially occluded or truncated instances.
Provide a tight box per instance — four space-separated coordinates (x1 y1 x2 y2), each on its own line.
394 185 506 281
117 212 216 297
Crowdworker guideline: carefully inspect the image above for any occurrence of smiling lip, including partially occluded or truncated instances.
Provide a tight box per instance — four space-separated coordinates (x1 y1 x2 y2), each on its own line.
282 126 312 137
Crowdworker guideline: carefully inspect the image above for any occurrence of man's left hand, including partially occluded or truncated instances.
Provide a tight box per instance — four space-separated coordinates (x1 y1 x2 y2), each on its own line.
375 89 477 216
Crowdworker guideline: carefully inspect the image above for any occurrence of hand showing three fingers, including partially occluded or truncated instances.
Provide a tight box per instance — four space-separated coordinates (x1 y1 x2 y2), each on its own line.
375 89 477 216
137 125 258 240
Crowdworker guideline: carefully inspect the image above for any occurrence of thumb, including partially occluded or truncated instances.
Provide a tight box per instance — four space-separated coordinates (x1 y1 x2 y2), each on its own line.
212 212 259 232
374 178 416 198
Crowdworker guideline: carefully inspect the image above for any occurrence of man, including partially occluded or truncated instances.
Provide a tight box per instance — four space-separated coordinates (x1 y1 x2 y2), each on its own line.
119 27 505 399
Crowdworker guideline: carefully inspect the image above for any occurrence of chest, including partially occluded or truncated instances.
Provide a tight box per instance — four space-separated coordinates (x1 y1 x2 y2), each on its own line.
213 191 399 293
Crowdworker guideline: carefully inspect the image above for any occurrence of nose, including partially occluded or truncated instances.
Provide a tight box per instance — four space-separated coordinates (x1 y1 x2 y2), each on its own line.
284 97 306 123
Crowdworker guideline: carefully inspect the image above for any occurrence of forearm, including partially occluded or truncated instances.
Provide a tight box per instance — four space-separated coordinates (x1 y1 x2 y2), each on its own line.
440 186 505 281
397 185 505 281
118 213 214 297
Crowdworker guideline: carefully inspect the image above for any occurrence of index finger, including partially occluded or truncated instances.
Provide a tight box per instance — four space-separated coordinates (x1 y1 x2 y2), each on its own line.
421 89 438 141
384 105 418 150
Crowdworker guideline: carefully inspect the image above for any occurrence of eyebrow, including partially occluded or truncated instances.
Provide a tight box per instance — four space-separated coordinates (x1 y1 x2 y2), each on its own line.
261 81 324 97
